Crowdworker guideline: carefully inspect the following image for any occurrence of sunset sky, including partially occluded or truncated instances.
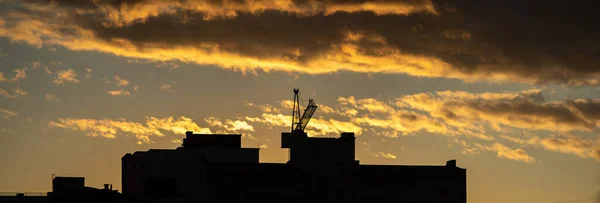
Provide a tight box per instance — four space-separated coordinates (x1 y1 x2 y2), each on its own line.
1 0 600 202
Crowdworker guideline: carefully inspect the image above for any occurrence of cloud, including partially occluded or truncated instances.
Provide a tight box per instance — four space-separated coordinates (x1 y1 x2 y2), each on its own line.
245 89 600 162
112 75 129 86
12 87 27 96
204 117 255 133
355 98 395 113
85 68 92 78
2 1 600 85
107 89 131 96
246 113 289 127
505 134 600 161
245 101 281 113
396 89 600 133
0 68 27 82
22 0 436 27
500 135 540 146
456 141 535 163
375 152 397 159
105 76 135 95
44 66 52 74
278 99 350 116
53 69 80 84
30 62 41 69
335 96 474 139
0 108 17 118
306 118 363 136
245 113 362 136
49 116 211 144
172 139 183 144
351 110 449 137
1 128 16 134
0 87 27 98
11 68 26 81
45 93 60 102
540 135 599 160
160 82 175 94
155 61 179 69
486 143 536 164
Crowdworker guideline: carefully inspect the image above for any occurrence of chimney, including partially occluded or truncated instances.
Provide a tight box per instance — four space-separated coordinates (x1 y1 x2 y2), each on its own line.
103 184 110 190
341 132 355 139
446 160 457 167
110 184 113 190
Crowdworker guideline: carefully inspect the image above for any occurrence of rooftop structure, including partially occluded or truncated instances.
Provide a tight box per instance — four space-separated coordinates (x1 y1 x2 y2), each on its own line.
120 89 467 203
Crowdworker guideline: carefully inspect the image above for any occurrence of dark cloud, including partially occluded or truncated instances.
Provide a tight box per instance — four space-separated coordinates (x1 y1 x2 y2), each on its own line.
2 0 600 85
85 10 344 62
398 90 600 132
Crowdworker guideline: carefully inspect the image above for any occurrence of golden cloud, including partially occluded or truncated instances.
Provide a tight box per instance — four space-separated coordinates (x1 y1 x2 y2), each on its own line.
540 135 598 159
204 117 255 133
0 108 18 118
12 68 26 81
502 134 600 160
160 82 175 94
107 89 131 96
246 89 600 162
113 75 130 86
245 113 362 136
85 69 92 78
53 69 80 84
279 99 337 115
245 102 281 113
45 93 60 102
4 1 600 85
351 110 448 137
373 152 397 159
396 90 600 133
0 87 27 98
486 143 536 164
0 68 26 82
49 116 211 144
43 0 436 27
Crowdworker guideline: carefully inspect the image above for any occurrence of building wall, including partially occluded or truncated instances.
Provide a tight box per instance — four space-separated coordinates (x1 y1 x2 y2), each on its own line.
121 147 259 199
205 162 466 203
122 132 466 203
354 165 467 203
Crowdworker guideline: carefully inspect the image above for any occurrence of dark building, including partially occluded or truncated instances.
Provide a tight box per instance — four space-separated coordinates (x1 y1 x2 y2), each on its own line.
0 177 124 203
50 176 124 203
121 132 260 202
122 131 467 203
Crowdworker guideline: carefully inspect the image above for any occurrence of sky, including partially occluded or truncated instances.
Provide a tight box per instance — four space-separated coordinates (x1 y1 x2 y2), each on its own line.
0 0 600 202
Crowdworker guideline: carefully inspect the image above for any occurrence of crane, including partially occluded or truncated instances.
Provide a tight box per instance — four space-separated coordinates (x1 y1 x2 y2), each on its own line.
291 88 318 133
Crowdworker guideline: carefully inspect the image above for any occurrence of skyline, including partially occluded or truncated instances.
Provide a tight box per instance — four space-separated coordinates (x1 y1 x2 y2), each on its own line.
1 1 600 203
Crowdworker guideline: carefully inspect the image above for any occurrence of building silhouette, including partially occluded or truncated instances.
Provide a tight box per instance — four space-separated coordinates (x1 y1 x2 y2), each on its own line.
0 176 123 203
0 131 467 203
1 89 467 203
121 131 467 203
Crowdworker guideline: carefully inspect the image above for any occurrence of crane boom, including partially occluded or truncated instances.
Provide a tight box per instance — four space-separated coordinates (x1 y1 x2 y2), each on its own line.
291 89 318 133
296 99 317 131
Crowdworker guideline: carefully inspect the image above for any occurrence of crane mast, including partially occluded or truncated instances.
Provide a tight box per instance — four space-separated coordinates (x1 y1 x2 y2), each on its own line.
291 89 318 133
